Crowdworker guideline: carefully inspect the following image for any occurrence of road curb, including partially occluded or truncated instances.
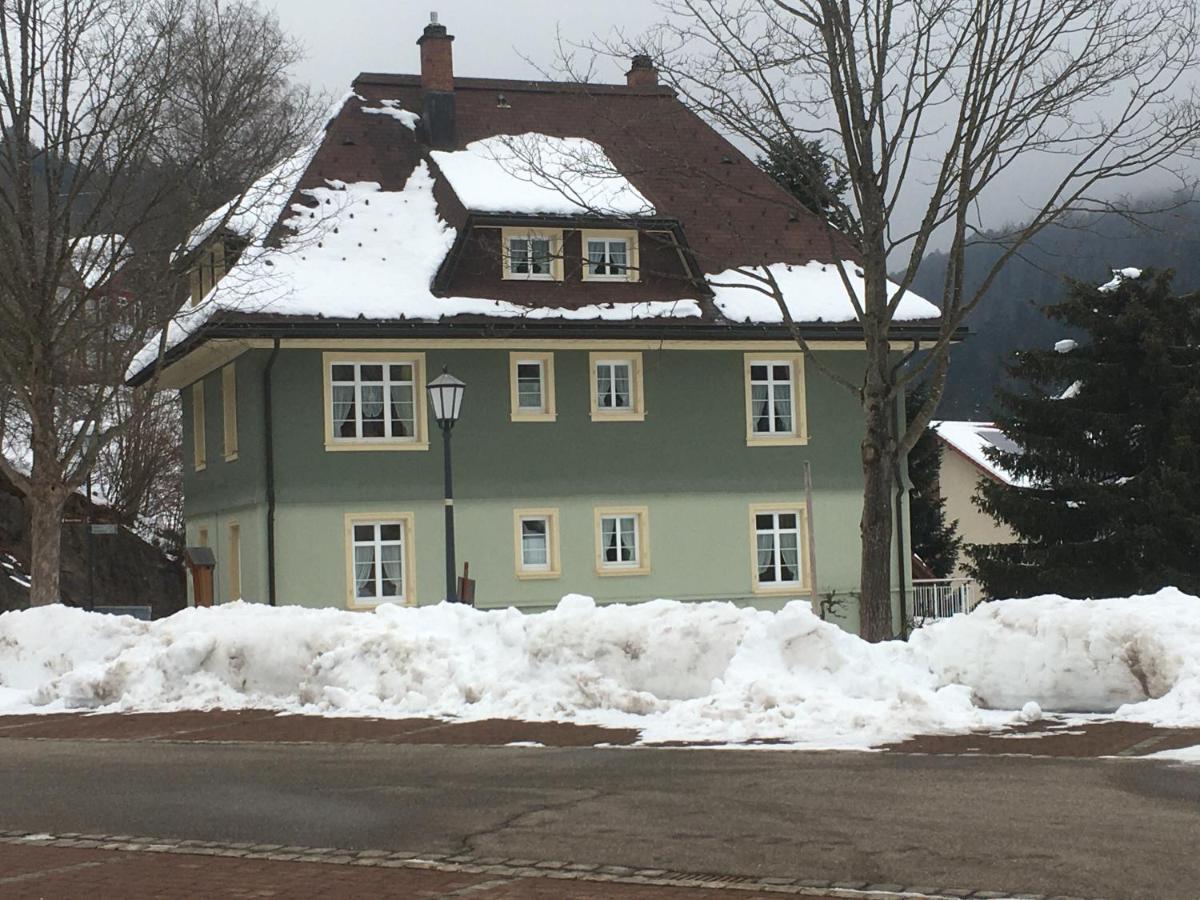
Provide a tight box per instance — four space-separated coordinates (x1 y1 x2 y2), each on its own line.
0 830 1104 899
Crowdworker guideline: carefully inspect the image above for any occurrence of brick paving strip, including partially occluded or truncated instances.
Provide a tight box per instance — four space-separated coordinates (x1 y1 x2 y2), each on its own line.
0 709 1198 757
0 831 1098 899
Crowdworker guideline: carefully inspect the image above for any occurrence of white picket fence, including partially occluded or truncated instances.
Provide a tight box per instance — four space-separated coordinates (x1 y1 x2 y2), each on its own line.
911 578 979 623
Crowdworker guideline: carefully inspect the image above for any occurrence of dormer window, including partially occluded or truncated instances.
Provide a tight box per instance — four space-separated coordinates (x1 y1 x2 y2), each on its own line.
581 229 639 282
502 227 562 281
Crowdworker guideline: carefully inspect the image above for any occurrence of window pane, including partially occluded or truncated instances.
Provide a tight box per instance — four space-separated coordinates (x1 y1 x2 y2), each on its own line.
612 364 631 408
389 364 413 382
751 384 770 433
755 514 773 530
379 543 403 596
509 238 529 273
332 364 354 381
587 240 607 274
750 364 768 381
602 518 618 562
597 365 613 408
517 362 543 409
379 524 402 541
360 364 383 382
354 525 374 542
778 513 797 530
521 519 549 567
779 532 799 583
354 545 376 597
531 238 551 273
333 385 357 438
773 385 793 433
390 384 414 437
772 364 791 381
757 533 776 581
608 241 627 272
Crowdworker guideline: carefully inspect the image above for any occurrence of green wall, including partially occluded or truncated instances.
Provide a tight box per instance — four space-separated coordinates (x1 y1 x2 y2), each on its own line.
182 344 911 633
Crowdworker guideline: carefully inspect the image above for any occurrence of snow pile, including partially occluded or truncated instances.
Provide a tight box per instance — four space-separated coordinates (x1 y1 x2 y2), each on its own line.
710 261 940 324
430 133 655 216
129 164 701 379
912 588 1200 721
1098 267 1143 293
361 99 419 130
0 597 1003 748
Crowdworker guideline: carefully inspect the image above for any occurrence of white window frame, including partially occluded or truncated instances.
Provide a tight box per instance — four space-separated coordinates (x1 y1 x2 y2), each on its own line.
581 229 639 283
744 353 807 446
594 506 650 576
589 351 645 421
191 381 206 471
323 353 428 451
344 513 416 609
749 504 808 593
501 227 563 281
509 352 556 422
513 508 561 579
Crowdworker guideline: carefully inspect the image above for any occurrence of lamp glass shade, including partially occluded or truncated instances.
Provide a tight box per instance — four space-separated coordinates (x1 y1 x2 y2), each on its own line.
428 371 466 426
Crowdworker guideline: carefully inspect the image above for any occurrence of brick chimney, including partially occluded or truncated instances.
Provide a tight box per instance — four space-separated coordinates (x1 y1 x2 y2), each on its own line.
417 13 455 147
626 54 659 88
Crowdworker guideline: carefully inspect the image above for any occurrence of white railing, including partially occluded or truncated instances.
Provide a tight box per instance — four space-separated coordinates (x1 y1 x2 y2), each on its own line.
911 578 978 623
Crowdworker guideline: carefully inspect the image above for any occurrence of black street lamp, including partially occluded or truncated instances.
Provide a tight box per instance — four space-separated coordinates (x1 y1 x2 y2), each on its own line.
428 368 466 603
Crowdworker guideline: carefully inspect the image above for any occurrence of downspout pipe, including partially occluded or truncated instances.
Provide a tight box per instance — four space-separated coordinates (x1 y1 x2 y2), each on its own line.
893 392 910 639
263 338 281 606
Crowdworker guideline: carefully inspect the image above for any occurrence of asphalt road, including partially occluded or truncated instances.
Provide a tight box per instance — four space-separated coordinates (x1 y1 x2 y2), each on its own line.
2 738 1198 899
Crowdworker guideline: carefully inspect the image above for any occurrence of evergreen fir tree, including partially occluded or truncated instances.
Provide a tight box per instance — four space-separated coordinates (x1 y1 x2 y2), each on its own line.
906 383 962 577
757 137 858 237
969 269 1200 598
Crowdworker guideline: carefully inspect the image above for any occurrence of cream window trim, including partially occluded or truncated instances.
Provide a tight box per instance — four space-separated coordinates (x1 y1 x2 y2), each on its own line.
226 521 242 602
191 381 207 471
509 352 557 422
593 506 651 576
344 512 417 609
580 229 640 283
588 351 646 422
513 508 562 580
501 227 564 281
221 364 239 462
748 503 810 594
744 353 808 446
322 352 429 451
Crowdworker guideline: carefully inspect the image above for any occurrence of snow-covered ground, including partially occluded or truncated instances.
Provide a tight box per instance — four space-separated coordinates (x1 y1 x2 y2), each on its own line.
1 589 1197 750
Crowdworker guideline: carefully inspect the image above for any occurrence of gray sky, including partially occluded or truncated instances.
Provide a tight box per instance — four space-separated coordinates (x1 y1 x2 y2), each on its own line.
265 2 662 95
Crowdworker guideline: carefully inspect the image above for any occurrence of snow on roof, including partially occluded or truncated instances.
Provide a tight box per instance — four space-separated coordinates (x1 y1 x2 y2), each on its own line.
178 139 322 261
71 234 131 290
1098 267 1143 293
129 163 698 379
932 420 1029 488
429 133 656 216
710 261 941 324
361 99 419 130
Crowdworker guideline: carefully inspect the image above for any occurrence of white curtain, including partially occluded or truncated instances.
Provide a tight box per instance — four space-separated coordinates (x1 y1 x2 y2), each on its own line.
354 546 375 597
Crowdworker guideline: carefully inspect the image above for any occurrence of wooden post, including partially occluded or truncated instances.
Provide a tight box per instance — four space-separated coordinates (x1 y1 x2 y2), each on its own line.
804 462 820 616
183 546 217 609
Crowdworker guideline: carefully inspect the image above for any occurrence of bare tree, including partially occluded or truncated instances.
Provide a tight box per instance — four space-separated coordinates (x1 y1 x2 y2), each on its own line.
0 0 321 607
565 0 1200 639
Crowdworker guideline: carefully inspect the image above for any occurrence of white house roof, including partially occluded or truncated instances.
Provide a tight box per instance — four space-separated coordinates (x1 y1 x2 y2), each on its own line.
932 420 1029 488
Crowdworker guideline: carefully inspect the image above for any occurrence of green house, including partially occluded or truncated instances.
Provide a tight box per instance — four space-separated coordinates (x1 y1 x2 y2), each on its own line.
128 19 943 634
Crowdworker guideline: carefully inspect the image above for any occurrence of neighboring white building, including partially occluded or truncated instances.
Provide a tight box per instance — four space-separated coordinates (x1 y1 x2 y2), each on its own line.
931 421 1023 597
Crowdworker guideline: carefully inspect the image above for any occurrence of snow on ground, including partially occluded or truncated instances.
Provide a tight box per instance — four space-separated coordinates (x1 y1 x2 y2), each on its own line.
430 134 655 216
2 590 1197 749
1145 745 1200 764
709 261 940 324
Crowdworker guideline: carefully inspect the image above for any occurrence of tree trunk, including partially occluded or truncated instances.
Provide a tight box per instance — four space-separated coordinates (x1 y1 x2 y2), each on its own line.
858 356 897 642
28 486 68 607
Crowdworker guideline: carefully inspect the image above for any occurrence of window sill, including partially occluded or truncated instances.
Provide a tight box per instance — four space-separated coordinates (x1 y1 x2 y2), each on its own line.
751 582 808 595
194 462 206 473
516 569 561 581
223 452 239 463
511 411 557 423
582 274 639 283
596 565 651 577
346 597 416 610
746 434 809 447
502 273 558 282
590 410 646 422
326 440 430 452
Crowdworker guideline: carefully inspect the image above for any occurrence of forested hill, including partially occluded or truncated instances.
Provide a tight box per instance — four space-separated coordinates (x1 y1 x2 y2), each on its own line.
911 198 1200 418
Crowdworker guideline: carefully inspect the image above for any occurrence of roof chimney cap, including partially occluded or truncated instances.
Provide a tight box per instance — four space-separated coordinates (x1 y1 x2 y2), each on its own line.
626 54 659 87
419 11 451 43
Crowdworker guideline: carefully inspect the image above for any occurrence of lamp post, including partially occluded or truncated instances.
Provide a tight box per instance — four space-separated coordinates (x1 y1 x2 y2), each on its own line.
428 368 466 603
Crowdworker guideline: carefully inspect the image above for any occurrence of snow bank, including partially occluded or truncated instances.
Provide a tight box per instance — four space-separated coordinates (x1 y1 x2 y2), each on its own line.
709 261 940 324
912 588 1200 720
11 590 1198 746
430 134 655 216
0 597 1005 749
